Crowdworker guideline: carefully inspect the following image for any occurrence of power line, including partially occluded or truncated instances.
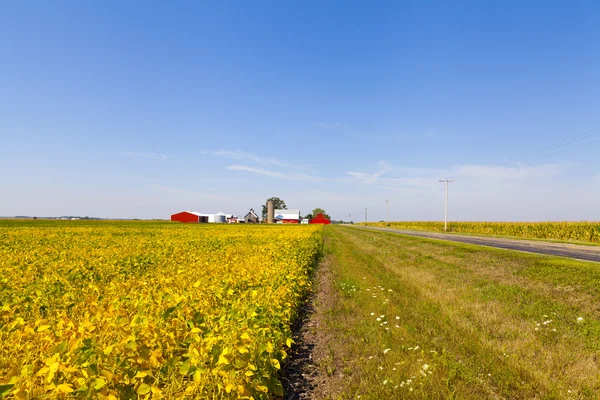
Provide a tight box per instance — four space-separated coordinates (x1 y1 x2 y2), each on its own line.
464 127 599 179
529 138 600 163
511 128 599 163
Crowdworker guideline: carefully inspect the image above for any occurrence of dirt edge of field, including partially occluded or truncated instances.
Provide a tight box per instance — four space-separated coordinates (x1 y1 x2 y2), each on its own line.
281 237 341 400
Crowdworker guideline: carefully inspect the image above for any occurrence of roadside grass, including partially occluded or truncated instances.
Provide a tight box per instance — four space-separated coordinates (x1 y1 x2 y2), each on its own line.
313 226 600 399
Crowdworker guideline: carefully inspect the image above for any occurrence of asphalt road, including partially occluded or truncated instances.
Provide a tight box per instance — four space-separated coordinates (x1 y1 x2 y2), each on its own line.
353 226 600 263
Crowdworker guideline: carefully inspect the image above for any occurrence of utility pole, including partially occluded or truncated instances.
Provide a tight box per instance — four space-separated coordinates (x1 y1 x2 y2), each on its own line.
365 208 368 223
385 200 389 224
439 179 455 232
348 212 357 223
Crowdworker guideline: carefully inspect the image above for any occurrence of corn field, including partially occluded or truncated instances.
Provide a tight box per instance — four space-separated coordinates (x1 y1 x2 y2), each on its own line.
361 221 600 243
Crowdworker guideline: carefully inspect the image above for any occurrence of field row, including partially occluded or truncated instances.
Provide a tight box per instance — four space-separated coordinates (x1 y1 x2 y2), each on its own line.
362 221 600 243
0 222 323 399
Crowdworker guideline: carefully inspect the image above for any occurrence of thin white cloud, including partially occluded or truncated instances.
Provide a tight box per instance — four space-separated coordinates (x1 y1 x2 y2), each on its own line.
214 150 288 168
453 163 566 180
227 165 324 182
315 121 345 129
347 161 568 194
346 160 391 184
122 151 169 160
379 177 439 190
151 184 234 201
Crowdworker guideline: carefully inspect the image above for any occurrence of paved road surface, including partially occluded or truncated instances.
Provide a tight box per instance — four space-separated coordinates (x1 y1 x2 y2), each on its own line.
353 226 600 263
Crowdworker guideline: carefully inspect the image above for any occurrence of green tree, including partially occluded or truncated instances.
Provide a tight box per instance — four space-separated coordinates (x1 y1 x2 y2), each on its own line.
262 197 287 220
311 208 330 220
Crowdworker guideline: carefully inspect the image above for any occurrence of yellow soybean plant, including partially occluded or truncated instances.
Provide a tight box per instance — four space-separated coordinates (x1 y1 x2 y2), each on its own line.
0 221 323 399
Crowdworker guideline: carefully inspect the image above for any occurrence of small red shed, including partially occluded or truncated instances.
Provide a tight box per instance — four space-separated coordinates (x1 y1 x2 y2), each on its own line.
171 211 208 223
309 213 331 224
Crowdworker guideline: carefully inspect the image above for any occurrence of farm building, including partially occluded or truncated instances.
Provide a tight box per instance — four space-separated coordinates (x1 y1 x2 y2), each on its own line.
244 209 260 223
170 211 231 223
171 211 209 223
310 213 331 224
274 209 301 224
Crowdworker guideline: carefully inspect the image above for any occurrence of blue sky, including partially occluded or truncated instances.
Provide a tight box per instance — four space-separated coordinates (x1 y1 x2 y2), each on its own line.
1 1 599 221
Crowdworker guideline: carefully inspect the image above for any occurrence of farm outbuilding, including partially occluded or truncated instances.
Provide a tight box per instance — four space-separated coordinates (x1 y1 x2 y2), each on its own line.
244 209 260 223
274 209 301 224
171 211 209 223
310 213 331 224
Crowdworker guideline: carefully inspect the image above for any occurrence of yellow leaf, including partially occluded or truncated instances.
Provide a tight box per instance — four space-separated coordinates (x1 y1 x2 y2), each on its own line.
134 371 147 379
217 354 229 365
193 370 202 382
151 386 162 394
94 377 106 390
240 332 251 341
103 344 114 355
137 383 151 395
225 384 235 393
271 358 281 369
286 338 295 348
56 384 74 393
257 385 269 393
37 325 51 332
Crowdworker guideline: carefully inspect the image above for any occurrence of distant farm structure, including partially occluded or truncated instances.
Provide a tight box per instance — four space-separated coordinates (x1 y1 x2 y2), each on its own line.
171 211 240 223
171 203 321 225
274 209 301 224
244 209 260 223
310 213 331 224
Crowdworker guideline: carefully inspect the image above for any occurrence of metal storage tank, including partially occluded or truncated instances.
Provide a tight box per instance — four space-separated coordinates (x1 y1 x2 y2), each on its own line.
214 214 226 223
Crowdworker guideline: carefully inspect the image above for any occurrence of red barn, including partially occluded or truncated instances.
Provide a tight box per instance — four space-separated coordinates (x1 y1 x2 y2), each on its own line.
274 209 301 224
310 213 331 224
171 211 208 223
